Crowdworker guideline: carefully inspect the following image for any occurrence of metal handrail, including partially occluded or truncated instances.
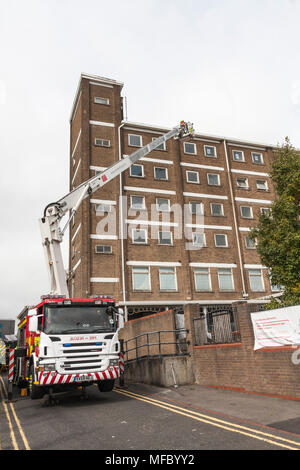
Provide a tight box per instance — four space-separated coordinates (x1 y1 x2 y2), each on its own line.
123 328 189 363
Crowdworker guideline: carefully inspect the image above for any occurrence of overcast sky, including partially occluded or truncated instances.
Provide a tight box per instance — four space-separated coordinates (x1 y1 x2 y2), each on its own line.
0 0 300 321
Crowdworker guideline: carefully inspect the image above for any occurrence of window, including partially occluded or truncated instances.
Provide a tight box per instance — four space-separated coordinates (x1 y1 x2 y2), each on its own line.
152 137 166 151
132 267 150 291
214 234 228 247
154 167 168 180
130 195 145 210
252 152 264 165
210 203 224 216
183 142 196 155
260 207 271 216
95 245 112 254
128 134 142 147
192 232 206 247
95 203 112 213
158 231 173 245
233 150 245 162
189 201 204 215
132 229 147 244
204 145 217 157
186 171 199 184
248 269 264 291
194 268 211 291
218 268 234 291
94 97 109 105
159 267 177 291
240 206 253 218
207 173 220 186
156 198 170 212
245 236 256 249
95 138 110 147
236 177 249 189
130 164 144 177
256 180 268 191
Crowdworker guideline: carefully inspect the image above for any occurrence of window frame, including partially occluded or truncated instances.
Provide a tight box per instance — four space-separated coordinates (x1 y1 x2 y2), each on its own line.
210 202 224 216
256 179 268 191
95 245 113 254
152 137 166 151
132 266 151 291
186 170 200 184
154 166 168 181
130 163 144 178
156 197 171 212
132 228 148 244
128 134 143 148
207 173 221 186
245 236 256 250
252 152 264 165
183 142 197 155
94 138 110 147
236 177 249 189
214 233 228 248
130 195 146 210
94 96 110 105
159 267 178 291
95 203 112 213
240 206 253 219
192 232 206 247
189 201 204 215
204 145 217 158
232 150 245 162
218 268 235 291
158 231 173 246
248 269 265 292
194 267 212 292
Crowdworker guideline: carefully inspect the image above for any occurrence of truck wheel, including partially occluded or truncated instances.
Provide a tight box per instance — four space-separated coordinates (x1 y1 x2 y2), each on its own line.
28 365 44 400
97 379 115 392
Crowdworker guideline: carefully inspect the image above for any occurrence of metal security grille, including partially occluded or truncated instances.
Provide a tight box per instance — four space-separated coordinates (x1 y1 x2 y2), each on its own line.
193 305 241 346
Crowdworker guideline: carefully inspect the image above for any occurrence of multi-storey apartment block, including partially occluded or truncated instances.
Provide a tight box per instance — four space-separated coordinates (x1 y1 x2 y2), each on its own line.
69 73 278 318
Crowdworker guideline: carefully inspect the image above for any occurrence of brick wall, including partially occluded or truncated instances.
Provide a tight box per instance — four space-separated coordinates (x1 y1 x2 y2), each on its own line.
185 302 300 399
119 310 177 361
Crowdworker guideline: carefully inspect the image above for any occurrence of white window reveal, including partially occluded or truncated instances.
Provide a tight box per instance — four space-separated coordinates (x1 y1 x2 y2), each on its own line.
156 198 171 212
245 236 256 249
154 167 168 180
158 231 173 245
128 134 143 147
252 152 264 164
130 195 146 210
192 232 206 247
204 145 217 157
233 150 245 162
214 234 228 247
240 206 253 219
210 203 224 216
95 245 112 254
152 137 166 151
94 97 110 105
207 173 220 186
236 177 249 189
132 228 147 244
132 267 151 291
186 171 200 184
189 201 204 215
194 268 211 291
218 268 234 291
95 138 110 147
159 267 177 291
130 164 144 177
183 142 197 155
248 269 265 291
256 180 268 191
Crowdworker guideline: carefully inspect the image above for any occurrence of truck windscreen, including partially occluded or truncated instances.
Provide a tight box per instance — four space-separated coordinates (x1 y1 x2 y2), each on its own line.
43 306 114 335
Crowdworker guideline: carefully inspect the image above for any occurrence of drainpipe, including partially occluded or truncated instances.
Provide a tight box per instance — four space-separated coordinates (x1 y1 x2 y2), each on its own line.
118 121 128 321
223 140 247 297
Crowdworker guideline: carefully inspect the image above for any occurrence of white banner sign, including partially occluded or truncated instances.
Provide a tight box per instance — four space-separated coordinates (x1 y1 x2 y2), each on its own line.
251 305 300 350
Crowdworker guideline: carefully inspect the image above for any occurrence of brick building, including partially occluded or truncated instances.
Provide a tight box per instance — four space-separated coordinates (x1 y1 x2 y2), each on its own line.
68 73 279 319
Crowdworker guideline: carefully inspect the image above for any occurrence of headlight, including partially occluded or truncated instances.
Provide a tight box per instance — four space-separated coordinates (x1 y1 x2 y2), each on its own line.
110 359 119 366
43 364 56 371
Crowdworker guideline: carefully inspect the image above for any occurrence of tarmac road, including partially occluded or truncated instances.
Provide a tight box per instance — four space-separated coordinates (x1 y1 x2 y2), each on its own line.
1 373 300 452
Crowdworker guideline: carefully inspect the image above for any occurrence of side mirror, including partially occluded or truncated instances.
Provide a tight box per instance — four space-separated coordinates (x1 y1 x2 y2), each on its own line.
28 316 38 333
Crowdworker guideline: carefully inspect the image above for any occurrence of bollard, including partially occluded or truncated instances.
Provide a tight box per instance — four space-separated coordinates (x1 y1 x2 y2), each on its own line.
8 349 14 401
119 340 125 387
